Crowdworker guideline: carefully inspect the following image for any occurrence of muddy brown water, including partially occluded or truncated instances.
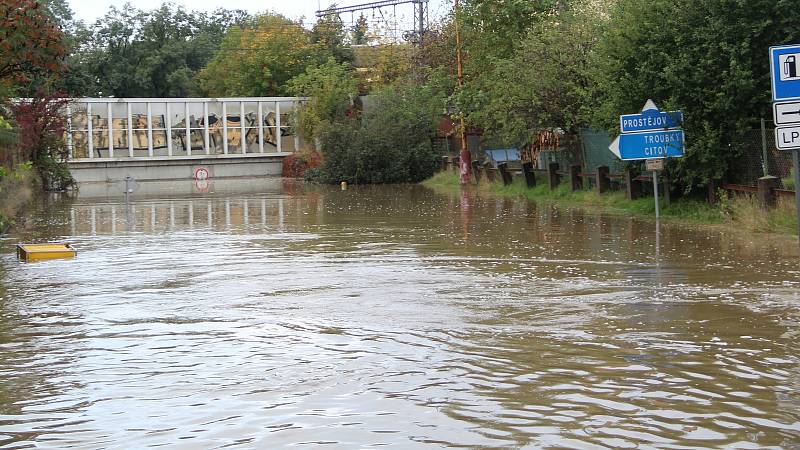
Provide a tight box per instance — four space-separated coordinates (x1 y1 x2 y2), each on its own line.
1 179 799 449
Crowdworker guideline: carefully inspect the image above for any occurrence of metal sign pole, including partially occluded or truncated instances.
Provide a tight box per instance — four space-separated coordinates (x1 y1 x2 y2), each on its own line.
653 170 660 219
793 149 800 241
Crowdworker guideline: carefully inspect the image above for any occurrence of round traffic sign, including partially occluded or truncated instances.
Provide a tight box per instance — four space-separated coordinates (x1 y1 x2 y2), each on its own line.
194 167 210 180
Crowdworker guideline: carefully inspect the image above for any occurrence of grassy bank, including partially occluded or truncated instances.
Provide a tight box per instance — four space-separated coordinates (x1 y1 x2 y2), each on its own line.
423 170 797 235
0 163 37 233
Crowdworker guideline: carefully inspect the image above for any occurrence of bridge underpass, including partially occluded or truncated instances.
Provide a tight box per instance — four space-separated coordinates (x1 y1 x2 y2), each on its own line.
64 97 310 183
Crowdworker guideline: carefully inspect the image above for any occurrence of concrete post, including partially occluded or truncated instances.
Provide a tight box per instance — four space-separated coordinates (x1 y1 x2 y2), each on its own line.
596 166 610 194
441 156 449 171
548 162 560 190
522 162 536 187
498 162 513 186
625 168 641 200
757 175 780 209
570 165 582 192
707 180 719 206
472 160 482 182
484 162 495 182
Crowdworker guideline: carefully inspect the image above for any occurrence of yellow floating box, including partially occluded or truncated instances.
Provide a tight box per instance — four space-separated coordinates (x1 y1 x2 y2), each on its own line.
16 243 77 261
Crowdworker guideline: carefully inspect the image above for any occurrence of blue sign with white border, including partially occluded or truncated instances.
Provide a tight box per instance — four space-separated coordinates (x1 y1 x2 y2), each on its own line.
609 100 686 161
609 130 685 161
770 44 800 101
620 109 683 133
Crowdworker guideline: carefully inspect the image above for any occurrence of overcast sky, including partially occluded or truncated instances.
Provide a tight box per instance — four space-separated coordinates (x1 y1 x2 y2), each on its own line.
68 0 449 29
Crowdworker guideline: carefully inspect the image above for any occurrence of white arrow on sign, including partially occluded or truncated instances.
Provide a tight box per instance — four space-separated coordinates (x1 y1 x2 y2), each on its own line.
774 101 800 125
609 135 621 159
641 99 659 112
775 125 800 150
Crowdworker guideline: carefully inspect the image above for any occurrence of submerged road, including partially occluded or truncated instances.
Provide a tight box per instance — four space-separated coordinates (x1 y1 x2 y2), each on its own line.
0 179 798 448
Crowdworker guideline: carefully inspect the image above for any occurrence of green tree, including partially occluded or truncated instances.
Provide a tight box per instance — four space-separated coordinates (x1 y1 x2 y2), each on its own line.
311 11 355 65
459 0 566 62
196 13 314 96
351 14 369 45
431 0 575 145
62 3 247 97
461 2 607 144
0 0 67 91
287 57 359 141
593 0 800 189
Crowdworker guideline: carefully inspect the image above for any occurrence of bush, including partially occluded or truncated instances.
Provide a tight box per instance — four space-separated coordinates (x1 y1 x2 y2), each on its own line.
287 58 359 141
311 82 444 184
0 161 37 232
7 94 75 191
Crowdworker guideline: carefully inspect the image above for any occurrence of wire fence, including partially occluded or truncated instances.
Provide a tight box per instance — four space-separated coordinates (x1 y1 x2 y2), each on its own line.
729 127 793 187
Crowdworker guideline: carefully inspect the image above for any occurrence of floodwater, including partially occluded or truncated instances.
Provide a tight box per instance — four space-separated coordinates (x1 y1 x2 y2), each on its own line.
1 178 799 449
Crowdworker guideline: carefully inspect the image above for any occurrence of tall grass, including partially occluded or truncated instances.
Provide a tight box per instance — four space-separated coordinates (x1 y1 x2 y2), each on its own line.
719 192 797 234
0 162 36 232
422 170 797 235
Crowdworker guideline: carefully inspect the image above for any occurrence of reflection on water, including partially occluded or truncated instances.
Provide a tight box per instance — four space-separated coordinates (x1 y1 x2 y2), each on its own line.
1 180 799 448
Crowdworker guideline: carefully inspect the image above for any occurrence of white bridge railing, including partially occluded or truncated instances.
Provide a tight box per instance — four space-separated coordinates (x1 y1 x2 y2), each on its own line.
65 97 308 160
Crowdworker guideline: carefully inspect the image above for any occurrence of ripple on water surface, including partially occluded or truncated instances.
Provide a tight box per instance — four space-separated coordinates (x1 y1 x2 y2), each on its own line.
0 183 799 448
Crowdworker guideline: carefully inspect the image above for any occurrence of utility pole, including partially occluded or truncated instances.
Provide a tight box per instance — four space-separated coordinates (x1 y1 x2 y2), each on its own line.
454 0 471 185
416 0 425 46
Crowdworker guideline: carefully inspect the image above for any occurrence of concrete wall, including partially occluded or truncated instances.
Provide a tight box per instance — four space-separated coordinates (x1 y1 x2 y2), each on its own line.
69 153 288 184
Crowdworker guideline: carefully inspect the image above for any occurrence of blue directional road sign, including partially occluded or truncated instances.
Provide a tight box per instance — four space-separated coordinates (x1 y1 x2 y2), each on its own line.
608 130 685 161
770 44 800 101
620 108 683 133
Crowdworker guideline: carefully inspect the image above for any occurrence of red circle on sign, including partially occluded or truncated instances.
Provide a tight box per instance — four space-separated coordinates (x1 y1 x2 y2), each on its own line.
194 167 210 180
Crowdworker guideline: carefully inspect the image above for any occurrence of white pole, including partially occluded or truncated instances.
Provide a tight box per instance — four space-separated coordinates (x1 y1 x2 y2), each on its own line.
107 102 114 158
222 102 228 155
203 102 210 155
147 102 154 157
793 150 800 242
275 101 282 153
278 198 284 229
129 205 136 233
90 206 96 235
240 101 246 155
66 104 73 159
87 102 94 159
653 170 660 219
261 198 266 225
258 102 264 153
127 102 133 157
185 102 191 156
166 102 173 157
292 102 299 152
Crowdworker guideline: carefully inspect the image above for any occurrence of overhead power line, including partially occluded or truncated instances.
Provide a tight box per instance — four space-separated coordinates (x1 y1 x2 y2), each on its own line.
316 0 428 45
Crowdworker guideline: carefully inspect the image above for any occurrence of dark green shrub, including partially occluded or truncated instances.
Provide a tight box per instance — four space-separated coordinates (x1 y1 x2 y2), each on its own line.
313 82 444 184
